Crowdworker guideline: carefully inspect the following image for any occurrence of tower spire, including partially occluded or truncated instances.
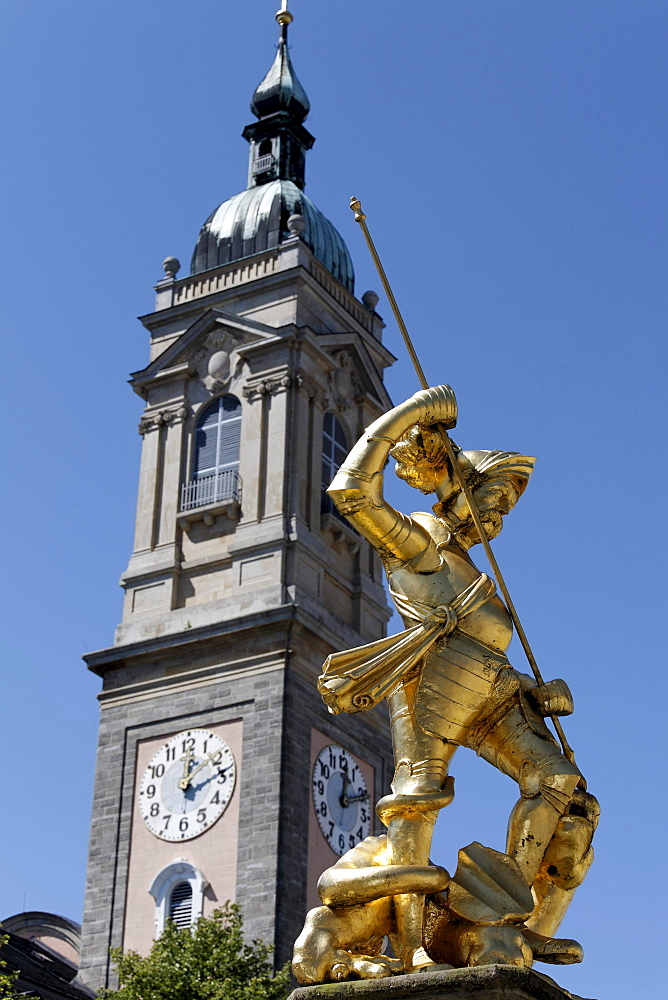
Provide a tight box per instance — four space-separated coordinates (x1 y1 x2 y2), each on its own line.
192 1 352 287
244 2 313 189
250 1 309 124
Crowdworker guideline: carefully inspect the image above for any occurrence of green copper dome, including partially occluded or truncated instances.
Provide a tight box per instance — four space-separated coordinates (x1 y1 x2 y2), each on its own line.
190 7 354 293
190 180 354 293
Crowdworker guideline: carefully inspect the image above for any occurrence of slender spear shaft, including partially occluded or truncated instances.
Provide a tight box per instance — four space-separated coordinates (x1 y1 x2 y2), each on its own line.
349 196 582 781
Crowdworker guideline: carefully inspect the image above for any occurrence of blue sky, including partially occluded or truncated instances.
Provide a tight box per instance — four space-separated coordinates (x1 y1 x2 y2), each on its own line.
1 3 666 998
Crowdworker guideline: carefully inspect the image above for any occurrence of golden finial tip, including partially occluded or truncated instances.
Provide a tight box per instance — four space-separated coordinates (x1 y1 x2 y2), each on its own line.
350 197 366 222
276 1 293 26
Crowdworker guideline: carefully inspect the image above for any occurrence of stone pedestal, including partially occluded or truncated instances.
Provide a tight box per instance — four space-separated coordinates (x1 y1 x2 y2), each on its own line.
287 966 596 1000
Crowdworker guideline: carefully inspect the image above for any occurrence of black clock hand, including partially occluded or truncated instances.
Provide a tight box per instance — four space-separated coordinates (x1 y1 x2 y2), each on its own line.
339 773 351 808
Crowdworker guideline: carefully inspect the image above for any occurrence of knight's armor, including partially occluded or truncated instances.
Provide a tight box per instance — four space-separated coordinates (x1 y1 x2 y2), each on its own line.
318 384 597 969
321 384 536 747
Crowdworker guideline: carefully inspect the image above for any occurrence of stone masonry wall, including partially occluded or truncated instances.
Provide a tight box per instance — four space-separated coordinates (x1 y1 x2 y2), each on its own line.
79 659 286 990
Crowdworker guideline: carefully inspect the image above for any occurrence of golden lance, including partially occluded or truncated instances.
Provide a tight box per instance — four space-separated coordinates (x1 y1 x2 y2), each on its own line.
349 195 582 784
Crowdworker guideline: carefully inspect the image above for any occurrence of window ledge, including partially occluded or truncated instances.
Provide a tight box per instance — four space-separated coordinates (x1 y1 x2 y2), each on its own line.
177 497 241 530
321 511 360 554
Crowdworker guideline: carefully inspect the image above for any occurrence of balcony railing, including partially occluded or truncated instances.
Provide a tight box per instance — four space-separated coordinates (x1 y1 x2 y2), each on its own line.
252 153 274 174
180 469 241 511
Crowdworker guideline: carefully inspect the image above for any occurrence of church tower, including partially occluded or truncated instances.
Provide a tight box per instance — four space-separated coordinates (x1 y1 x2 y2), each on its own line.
79 7 395 990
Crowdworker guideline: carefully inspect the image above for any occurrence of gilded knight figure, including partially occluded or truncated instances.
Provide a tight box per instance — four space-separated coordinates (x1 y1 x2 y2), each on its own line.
310 385 598 977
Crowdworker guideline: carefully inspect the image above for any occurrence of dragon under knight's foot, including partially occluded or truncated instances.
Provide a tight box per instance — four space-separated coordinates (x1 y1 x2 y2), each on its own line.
330 956 399 981
523 928 584 965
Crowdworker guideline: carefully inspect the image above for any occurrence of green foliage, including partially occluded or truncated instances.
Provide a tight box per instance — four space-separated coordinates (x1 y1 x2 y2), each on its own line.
0 932 20 1000
101 904 291 1000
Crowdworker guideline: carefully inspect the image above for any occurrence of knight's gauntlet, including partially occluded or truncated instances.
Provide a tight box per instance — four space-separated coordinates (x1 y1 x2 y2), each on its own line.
362 384 458 448
409 384 458 431
326 386 457 561
527 678 574 717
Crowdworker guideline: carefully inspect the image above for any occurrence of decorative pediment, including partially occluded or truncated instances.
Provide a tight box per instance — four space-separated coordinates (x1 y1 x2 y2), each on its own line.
191 328 243 395
130 309 277 398
318 334 393 413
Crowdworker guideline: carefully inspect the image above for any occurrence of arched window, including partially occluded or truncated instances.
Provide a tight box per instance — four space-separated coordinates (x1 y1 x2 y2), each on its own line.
181 395 242 510
168 882 193 929
194 395 241 479
321 413 348 515
149 861 208 936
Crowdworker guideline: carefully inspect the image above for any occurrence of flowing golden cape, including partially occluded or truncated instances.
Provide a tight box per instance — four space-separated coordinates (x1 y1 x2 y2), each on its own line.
318 574 496 714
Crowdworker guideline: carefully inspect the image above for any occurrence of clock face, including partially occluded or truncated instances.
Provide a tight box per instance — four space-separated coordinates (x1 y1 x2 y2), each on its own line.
312 744 371 856
138 729 236 841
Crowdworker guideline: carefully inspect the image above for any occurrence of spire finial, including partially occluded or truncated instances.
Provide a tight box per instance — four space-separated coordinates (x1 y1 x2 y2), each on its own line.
249 1 310 124
276 1 293 38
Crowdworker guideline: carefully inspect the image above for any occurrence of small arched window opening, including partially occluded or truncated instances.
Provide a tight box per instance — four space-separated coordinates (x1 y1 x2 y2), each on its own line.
149 861 208 937
168 881 193 930
321 413 348 516
253 139 274 177
181 395 242 511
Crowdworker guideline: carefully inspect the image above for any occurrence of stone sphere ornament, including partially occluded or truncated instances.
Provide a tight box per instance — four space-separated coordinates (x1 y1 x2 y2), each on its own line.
162 256 181 279
287 213 306 236
208 350 231 382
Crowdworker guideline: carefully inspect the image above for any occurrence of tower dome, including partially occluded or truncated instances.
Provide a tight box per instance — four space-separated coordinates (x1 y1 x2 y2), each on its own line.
191 180 354 292
190 4 354 293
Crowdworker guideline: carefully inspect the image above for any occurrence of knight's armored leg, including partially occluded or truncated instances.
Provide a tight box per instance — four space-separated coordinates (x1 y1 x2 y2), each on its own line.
505 769 579 885
386 805 438 971
379 766 452 971
470 690 588 957
526 789 600 942
382 680 456 972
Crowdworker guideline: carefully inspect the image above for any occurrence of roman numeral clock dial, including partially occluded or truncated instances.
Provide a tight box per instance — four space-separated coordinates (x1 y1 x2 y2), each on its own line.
138 729 236 841
312 745 371 856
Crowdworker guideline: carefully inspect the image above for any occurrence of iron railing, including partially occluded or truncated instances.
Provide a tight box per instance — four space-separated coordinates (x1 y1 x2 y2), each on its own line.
180 469 241 511
252 153 274 174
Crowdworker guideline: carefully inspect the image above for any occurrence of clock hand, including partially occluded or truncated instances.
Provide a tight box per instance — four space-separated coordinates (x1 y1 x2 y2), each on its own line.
179 749 195 788
189 762 235 795
344 791 370 805
178 750 223 790
189 749 223 783
338 773 351 808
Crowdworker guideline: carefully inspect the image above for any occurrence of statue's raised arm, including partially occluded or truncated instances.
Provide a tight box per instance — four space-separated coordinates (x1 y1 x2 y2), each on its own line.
327 384 458 569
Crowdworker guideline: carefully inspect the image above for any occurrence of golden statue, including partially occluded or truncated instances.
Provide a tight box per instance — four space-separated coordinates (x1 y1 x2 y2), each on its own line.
293 384 599 983
292 201 598 984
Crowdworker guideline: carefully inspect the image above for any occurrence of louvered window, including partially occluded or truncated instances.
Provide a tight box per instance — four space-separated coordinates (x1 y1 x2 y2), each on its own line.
181 395 242 511
321 413 348 516
168 881 193 929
